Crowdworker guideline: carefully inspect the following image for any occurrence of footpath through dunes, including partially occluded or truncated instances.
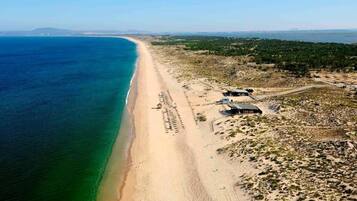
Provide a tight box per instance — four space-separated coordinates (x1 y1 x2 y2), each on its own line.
119 37 249 201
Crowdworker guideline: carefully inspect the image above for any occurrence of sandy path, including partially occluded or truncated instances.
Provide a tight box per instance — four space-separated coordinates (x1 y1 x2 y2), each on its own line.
254 84 328 100
119 37 249 201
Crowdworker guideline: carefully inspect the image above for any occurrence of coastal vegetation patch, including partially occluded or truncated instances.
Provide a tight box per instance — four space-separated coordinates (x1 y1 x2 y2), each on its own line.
152 36 357 76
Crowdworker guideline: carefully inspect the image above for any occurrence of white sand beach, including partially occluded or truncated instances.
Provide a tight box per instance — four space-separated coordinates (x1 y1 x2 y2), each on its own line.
117 37 249 201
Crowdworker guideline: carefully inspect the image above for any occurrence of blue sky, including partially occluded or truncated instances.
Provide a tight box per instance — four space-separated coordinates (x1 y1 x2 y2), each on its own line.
1 0 357 32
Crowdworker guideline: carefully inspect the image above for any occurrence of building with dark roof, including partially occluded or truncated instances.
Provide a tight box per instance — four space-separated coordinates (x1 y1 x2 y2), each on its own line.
226 103 262 114
223 89 250 97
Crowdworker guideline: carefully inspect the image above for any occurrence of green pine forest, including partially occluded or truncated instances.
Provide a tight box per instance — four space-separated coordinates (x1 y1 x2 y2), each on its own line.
152 36 357 76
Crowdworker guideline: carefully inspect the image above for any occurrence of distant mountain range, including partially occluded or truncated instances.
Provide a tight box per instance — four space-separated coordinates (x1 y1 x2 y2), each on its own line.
0 27 151 36
31 28 78 35
0 28 78 36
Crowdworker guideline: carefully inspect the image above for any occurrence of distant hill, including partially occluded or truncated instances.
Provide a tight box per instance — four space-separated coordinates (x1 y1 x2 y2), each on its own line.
0 28 152 36
30 27 79 35
0 27 80 36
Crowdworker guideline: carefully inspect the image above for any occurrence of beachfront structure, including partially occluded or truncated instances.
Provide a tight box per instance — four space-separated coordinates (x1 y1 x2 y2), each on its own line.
216 98 231 105
226 103 262 114
223 89 250 97
245 88 254 93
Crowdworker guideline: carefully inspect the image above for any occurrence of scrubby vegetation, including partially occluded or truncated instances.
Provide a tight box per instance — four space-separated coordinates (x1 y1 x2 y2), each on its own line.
152 36 357 76
149 35 357 200
212 86 357 200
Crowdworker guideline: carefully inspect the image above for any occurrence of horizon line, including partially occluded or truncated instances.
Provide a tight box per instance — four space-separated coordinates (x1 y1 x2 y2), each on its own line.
1 27 357 33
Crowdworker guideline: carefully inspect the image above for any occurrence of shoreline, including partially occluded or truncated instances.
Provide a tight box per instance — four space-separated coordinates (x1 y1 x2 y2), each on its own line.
100 36 250 201
115 36 140 201
115 36 146 201
96 36 139 201
118 37 213 201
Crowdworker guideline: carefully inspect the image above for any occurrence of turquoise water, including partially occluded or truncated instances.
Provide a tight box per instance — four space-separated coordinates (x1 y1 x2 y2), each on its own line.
0 37 137 201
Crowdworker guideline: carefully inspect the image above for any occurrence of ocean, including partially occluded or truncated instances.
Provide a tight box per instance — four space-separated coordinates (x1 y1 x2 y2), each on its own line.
0 37 137 201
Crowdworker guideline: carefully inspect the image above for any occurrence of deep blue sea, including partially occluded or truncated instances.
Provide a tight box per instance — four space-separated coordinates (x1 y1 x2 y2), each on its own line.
0 37 137 201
